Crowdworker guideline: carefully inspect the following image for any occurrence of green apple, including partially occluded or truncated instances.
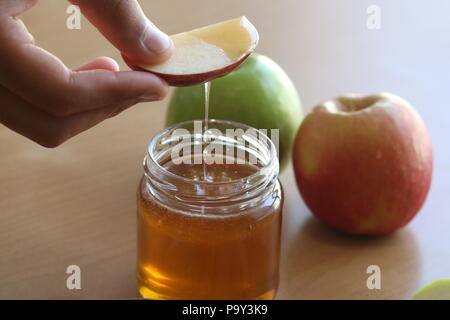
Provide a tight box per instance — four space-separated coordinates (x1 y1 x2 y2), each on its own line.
413 279 450 300
165 53 303 171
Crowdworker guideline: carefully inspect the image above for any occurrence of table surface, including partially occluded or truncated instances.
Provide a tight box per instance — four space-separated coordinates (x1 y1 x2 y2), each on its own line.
1 0 450 299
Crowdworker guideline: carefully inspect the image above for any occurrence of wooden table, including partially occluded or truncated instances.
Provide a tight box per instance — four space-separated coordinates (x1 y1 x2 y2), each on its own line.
1 0 449 299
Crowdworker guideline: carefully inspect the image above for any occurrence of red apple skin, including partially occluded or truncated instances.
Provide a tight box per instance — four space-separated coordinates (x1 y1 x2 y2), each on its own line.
123 53 251 87
293 93 433 235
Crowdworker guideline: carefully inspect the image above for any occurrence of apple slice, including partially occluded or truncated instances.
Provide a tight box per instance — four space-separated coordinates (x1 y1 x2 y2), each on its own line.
135 16 259 86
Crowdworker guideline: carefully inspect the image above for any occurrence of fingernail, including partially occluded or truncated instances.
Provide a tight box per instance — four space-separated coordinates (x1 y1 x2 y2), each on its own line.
143 22 172 54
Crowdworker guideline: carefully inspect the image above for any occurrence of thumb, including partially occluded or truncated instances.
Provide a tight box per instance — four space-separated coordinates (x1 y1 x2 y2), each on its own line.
70 0 173 65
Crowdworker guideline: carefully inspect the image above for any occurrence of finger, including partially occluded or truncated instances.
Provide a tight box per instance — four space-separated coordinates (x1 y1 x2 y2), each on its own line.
69 0 173 65
0 17 168 117
68 69 169 112
73 56 120 72
0 85 141 148
121 52 144 72
0 0 38 17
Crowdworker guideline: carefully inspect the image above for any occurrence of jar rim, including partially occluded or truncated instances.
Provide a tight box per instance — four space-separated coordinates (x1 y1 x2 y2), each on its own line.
146 119 279 186
143 119 279 214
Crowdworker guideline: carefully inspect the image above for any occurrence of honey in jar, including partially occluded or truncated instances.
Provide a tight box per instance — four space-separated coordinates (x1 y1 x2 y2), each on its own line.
137 120 283 300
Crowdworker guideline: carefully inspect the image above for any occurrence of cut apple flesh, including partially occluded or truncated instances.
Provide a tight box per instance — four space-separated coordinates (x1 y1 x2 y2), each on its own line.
138 16 259 86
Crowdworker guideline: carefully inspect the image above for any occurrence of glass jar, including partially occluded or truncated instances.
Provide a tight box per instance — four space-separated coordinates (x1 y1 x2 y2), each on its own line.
137 119 283 300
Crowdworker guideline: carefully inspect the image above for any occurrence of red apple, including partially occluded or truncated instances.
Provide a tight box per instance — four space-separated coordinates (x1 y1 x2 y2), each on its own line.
293 93 433 235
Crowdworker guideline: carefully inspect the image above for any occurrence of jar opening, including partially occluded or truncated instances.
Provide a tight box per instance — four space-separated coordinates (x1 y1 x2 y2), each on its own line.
147 119 278 183
143 119 280 213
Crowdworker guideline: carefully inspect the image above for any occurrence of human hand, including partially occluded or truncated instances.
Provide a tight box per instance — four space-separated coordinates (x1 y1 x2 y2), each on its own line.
0 0 173 147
